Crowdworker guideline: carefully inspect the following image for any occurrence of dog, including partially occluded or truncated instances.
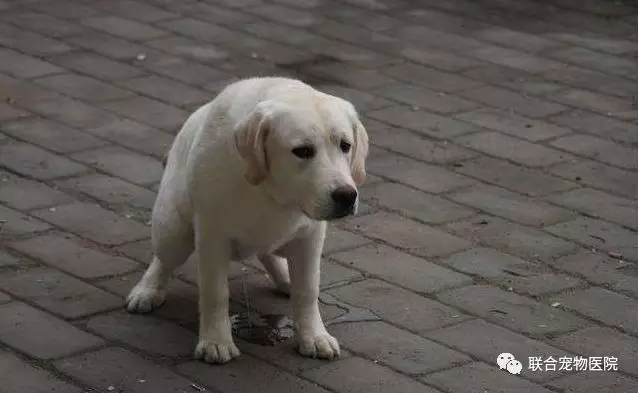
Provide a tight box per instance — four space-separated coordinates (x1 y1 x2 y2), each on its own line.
125 77 369 364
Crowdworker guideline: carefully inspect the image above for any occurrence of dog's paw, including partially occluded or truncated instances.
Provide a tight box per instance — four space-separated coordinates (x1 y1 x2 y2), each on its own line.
297 332 340 360
125 286 165 313
195 339 241 364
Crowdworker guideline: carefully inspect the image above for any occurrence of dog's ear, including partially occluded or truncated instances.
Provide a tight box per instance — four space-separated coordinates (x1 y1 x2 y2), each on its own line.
234 103 272 185
350 113 369 186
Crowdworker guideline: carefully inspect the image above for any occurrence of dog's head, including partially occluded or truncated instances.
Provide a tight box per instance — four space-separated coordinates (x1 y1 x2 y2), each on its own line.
234 91 368 221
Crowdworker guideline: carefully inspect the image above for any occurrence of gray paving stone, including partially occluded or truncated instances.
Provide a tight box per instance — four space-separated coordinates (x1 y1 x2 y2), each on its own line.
549 159 637 199
459 85 567 118
303 357 440 393
1 11 86 38
0 349 83 393
57 174 156 211
83 118 174 159
102 95 188 132
424 362 555 393
34 73 133 102
345 212 472 258
327 279 471 334
117 75 210 109
466 45 563 73
10 233 139 279
71 146 163 186
21 94 120 130
330 321 470 374
81 15 167 41
383 65 482 93
551 287 637 334
49 50 145 80
547 371 638 393
463 65 563 96
548 108 637 144
0 204 51 236
0 171 73 210
0 266 122 318
550 134 637 170
0 302 103 359
375 83 479 114
331 244 471 294
0 250 18 267
322 225 371 255
0 47 63 78
552 89 635 120
0 141 88 180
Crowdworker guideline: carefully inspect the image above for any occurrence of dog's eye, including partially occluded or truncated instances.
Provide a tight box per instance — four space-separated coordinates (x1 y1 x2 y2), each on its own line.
340 140 351 153
292 145 315 159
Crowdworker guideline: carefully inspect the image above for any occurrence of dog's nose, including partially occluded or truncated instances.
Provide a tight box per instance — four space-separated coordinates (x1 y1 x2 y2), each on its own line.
331 186 358 211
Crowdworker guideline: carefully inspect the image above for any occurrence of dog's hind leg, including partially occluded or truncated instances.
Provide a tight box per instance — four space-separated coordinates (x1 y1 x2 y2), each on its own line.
126 203 194 313
258 254 291 295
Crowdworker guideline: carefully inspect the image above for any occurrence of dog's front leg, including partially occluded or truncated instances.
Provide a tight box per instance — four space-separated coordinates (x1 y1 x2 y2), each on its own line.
193 218 240 364
281 221 340 359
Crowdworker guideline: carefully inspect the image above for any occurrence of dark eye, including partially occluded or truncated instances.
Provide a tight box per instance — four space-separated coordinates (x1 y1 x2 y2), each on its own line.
340 140 351 153
292 145 315 159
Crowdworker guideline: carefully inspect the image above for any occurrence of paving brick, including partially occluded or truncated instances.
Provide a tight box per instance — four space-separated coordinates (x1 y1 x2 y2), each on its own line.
459 85 567 118
0 47 63 78
0 266 122 318
375 83 479 114
0 250 18 267
327 279 470 334
346 212 472 258
158 17 237 43
547 188 636 230
368 105 482 139
10 233 139 279
551 326 637 376
71 146 163 186
320 259 363 288
0 204 51 236
249 4 317 27
393 25 484 52
551 287 637 334
552 250 637 297
463 65 563 96
543 65 636 101
303 356 439 393
86 311 196 357
331 321 470 374
180 355 331 393
548 108 637 144
549 46 635 79
319 85 391 112
34 73 133 102
145 35 231 65
304 63 396 90
94 0 178 23
448 184 576 226
1 117 106 153
466 45 563 73
81 15 167 40
1 11 86 38
474 26 561 52
364 182 475 224
545 217 637 262
0 171 73 210
425 319 573 382
0 72 60 103
549 159 636 199
102 95 188 131
383 64 481 93
399 45 484 72
117 75 210 109
332 244 471 294
454 156 578 196
0 102 28 121
32 202 149 246
437 284 587 335
148 57 232 86
0 23 72 56
547 371 637 393
28 1 101 20
455 131 572 167
0 302 103 359
57 173 156 210
550 134 636 170
22 94 120 130
367 126 477 164
0 349 83 393
552 88 635 120
116 238 153 263
442 248 582 296
368 154 475 194
424 362 554 393
83 117 174 158
55 347 198 392
447 215 576 260
50 50 145 80
323 225 371 255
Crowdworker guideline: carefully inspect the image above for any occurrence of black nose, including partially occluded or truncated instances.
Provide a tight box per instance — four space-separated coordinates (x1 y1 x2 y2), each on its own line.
331 186 358 211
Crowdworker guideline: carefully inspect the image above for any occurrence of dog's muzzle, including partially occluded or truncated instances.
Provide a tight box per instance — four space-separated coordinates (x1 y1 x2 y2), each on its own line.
327 186 358 220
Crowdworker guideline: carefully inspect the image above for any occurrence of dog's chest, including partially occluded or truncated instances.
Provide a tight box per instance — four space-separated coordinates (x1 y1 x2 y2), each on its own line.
228 215 310 260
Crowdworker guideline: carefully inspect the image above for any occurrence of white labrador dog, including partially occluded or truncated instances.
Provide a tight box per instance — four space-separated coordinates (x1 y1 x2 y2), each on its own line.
125 77 368 364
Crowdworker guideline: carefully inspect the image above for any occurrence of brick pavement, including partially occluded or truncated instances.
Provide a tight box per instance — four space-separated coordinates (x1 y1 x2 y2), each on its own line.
0 0 636 392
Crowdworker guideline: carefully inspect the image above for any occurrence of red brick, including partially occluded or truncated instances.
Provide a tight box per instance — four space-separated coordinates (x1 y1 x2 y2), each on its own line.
86 311 196 357
459 85 567 118
550 134 636 170
0 171 73 210
0 204 51 236
302 357 438 393
345 212 472 258
551 287 637 334
10 233 139 279
424 362 554 393
376 83 479 114
54 347 199 392
368 154 475 194
81 15 167 41
0 302 103 359
331 321 470 374
179 355 331 393
71 146 162 186
0 349 84 393
102 95 188 131
0 266 122 318
57 173 156 210
35 73 133 102
332 244 471 293
1 117 106 153
442 248 581 296
327 279 471 334
32 202 149 246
